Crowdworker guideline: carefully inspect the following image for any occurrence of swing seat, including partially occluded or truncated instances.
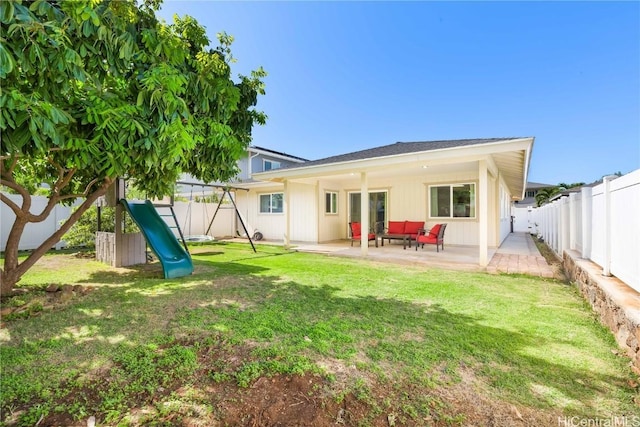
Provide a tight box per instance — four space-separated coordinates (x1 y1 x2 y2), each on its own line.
184 235 214 242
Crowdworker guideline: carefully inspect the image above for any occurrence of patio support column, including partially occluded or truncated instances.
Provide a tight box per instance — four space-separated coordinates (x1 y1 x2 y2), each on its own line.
283 179 290 248
478 160 488 266
360 172 369 256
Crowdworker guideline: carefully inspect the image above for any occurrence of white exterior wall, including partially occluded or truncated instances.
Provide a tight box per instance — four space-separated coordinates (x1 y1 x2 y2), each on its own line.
317 180 347 242
498 177 513 244
289 181 318 242
314 169 492 247
236 185 285 241
421 171 483 247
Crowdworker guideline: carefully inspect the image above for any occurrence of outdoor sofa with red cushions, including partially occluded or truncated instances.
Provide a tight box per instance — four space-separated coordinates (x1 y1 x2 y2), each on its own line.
380 220 425 248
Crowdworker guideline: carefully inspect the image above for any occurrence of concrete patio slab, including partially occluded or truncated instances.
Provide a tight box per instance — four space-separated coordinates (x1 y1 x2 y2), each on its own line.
224 232 554 278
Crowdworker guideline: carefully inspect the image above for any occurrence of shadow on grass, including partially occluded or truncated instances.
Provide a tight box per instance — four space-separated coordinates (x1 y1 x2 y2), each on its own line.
1 253 634 419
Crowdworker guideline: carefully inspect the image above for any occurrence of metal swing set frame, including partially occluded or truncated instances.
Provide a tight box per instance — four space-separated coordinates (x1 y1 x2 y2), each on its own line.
175 181 257 253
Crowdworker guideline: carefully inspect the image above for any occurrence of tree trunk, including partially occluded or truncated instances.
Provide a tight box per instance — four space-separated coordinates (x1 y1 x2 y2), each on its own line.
1 180 113 295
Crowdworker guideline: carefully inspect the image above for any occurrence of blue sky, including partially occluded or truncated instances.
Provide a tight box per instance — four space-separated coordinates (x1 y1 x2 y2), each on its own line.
158 1 639 185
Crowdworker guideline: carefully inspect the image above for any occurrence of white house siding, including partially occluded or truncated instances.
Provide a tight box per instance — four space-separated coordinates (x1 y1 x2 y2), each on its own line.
288 181 318 242
247 162 507 248
236 155 250 181
317 180 346 242
325 170 487 247
237 185 285 241
498 178 512 244
383 176 424 222
421 170 482 247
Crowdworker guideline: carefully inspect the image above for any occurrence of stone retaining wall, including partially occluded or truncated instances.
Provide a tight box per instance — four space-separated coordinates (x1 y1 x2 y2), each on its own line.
563 250 640 370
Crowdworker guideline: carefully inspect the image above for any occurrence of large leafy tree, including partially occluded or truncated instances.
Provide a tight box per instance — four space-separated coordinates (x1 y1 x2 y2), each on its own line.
0 0 266 293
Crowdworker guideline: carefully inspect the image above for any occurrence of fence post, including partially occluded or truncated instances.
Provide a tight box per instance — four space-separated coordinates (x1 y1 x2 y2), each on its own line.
569 193 577 251
552 201 559 254
602 176 613 276
560 197 569 256
545 204 550 249
581 186 592 259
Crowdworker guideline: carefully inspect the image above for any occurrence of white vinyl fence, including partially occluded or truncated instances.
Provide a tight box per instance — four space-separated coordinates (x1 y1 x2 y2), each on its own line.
1 195 237 252
531 169 640 293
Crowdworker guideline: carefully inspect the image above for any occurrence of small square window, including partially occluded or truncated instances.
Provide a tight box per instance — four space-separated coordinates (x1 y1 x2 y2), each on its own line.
259 193 283 213
325 191 338 214
263 160 281 171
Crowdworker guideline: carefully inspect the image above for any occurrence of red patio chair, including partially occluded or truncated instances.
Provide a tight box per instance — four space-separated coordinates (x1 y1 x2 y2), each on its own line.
349 222 376 246
415 223 447 252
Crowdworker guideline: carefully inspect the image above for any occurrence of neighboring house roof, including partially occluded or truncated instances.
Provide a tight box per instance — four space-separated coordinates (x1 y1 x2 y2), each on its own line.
250 146 308 163
525 181 554 189
253 137 535 200
547 179 609 203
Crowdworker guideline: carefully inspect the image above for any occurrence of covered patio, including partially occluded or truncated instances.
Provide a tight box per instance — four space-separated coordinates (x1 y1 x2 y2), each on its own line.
289 232 555 277
248 138 536 269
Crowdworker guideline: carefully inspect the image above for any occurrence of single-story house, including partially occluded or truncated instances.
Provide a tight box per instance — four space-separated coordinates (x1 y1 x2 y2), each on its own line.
234 137 535 266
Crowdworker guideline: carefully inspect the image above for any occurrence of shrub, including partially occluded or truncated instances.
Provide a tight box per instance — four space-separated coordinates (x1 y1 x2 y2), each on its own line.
62 207 139 248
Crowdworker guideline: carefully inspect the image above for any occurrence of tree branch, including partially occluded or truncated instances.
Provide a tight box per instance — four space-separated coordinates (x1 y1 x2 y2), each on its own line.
10 178 114 287
0 156 20 175
0 192 24 217
0 171 32 213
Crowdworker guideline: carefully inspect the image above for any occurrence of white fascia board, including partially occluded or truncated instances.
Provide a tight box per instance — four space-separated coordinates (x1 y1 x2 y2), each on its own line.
520 138 535 200
232 180 285 190
248 147 306 163
253 137 534 182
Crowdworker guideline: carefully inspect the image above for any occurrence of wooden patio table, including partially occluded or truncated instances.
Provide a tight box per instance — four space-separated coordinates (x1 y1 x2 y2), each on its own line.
378 233 410 250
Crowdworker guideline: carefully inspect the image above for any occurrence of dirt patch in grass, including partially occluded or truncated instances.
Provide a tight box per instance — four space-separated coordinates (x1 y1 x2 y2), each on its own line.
25 373 560 427
12 341 562 427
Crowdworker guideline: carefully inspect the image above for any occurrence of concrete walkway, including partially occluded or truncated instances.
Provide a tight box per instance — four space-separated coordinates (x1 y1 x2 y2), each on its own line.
486 232 555 278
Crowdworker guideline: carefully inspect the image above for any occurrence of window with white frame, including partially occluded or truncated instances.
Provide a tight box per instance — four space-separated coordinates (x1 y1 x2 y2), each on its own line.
259 193 283 213
429 183 476 218
263 159 281 171
325 191 338 214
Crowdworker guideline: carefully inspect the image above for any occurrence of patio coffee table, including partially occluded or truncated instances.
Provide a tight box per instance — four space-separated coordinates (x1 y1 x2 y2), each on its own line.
378 233 409 250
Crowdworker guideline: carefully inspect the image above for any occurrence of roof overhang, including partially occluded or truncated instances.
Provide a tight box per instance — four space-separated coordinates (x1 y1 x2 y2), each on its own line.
253 137 534 199
249 147 307 163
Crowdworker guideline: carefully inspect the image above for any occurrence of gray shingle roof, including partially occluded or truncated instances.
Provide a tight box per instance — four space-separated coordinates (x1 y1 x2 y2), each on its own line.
278 137 528 170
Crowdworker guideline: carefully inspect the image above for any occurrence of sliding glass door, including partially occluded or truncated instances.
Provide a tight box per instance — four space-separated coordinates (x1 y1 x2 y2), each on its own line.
348 191 387 233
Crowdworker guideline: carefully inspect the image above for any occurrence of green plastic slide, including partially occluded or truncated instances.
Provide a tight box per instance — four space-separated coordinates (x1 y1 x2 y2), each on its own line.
120 199 193 279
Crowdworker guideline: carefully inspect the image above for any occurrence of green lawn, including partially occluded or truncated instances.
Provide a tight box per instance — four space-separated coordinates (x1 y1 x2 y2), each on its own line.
1 243 637 426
